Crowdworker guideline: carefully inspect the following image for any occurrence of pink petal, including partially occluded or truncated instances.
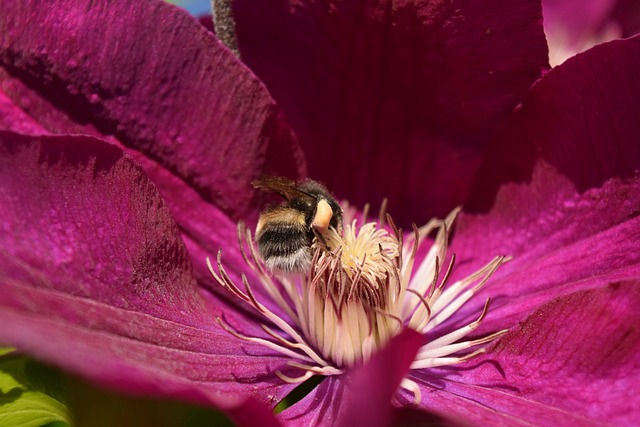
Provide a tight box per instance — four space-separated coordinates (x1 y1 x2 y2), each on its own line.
0 0 305 222
0 132 296 422
467 36 640 213
453 174 640 334
405 282 640 425
0 0 309 298
447 36 640 331
613 0 640 36
336 329 424 427
0 89 48 134
232 0 549 224
279 329 424 427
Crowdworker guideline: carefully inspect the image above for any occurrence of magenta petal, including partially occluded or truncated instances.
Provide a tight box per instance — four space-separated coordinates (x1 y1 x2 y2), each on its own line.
0 132 295 422
452 175 640 334
467 36 640 212
336 329 424 427
0 89 47 134
233 0 548 224
406 282 640 426
0 132 202 318
278 377 343 427
446 37 640 330
0 0 305 221
0 0 309 295
613 0 640 36
391 407 471 427
0 296 284 427
279 329 423 427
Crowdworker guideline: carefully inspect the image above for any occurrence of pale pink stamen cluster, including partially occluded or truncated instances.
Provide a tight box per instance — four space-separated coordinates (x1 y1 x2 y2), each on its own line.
208 208 508 402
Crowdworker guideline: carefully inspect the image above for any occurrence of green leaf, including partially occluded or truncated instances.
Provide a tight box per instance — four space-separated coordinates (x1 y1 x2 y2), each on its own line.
274 375 324 413
0 348 71 427
69 379 235 427
1 347 236 426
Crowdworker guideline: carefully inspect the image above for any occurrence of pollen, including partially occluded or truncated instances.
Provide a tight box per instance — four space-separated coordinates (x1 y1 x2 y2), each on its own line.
321 220 399 287
208 207 509 403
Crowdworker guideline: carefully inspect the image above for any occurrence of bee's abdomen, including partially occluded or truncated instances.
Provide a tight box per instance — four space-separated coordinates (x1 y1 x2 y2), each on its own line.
256 226 305 254
255 220 312 272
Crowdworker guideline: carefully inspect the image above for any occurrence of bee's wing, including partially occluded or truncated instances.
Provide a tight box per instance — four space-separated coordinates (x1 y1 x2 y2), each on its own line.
252 175 316 202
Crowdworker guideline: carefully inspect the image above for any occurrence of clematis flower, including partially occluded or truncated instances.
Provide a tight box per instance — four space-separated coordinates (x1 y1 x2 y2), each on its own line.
542 0 640 65
1 0 640 426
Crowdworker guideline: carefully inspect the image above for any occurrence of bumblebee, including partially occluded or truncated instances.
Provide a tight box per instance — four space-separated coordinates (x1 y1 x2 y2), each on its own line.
252 175 343 273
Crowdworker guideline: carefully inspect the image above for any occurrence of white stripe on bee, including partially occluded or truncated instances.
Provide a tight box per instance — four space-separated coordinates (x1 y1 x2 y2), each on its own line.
264 247 311 272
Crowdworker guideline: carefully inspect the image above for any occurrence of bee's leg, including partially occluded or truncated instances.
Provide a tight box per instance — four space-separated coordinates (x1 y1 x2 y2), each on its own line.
311 227 329 250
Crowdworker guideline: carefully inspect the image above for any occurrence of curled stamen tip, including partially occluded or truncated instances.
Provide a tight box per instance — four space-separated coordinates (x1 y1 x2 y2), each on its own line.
400 378 422 405
275 370 314 384
412 390 422 406
448 206 462 220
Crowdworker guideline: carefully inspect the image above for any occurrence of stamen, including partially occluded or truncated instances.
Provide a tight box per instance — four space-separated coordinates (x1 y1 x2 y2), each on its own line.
286 361 342 376
400 378 422 405
423 298 492 348
361 203 370 224
417 329 508 360
261 324 329 366
236 222 255 270
436 254 456 296
428 256 507 329
378 198 388 227
399 224 420 286
210 206 510 404
410 348 488 370
215 317 316 363
276 370 315 384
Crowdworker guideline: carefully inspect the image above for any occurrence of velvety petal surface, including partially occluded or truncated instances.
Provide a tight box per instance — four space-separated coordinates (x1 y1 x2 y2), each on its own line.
0 0 307 294
0 132 298 424
404 282 640 425
233 0 549 225
442 36 640 332
390 36 640 427
613 0 640 36
278 330 424 427
0 89 47 135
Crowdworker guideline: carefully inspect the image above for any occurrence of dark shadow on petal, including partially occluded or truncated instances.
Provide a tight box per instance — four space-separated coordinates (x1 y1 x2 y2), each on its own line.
1 54 121 127
465 37 640 214
464 111 537 213
280 376 345 423
393 406 473 427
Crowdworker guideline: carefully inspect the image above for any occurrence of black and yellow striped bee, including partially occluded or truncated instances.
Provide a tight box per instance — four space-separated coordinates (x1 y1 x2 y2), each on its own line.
252 176 343 273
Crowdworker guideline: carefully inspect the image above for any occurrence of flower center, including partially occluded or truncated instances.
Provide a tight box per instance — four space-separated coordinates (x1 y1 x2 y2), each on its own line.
304 221 402 367
208 208 508 402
